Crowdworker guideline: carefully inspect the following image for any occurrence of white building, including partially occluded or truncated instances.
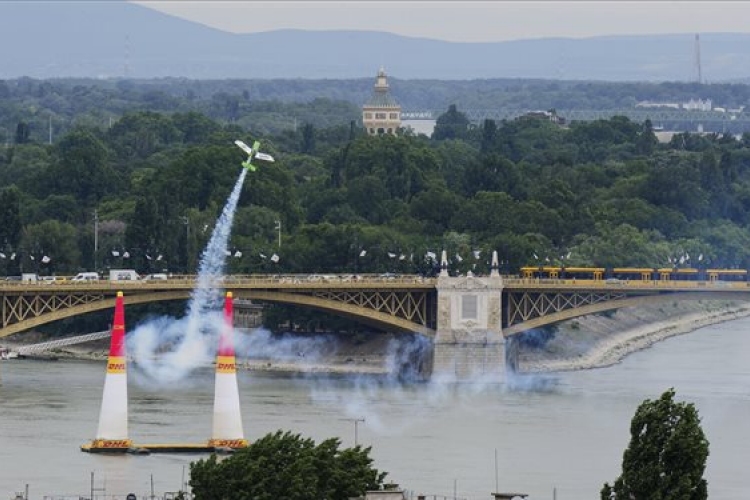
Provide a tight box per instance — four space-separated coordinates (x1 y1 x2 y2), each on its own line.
682 98 712 111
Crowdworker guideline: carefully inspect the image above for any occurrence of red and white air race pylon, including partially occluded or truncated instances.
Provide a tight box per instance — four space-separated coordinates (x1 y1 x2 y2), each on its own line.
85 291 132 451
208 291 248 449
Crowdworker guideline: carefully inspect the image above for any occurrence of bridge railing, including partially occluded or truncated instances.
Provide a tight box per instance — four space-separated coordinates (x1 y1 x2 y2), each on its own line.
0 273 438 289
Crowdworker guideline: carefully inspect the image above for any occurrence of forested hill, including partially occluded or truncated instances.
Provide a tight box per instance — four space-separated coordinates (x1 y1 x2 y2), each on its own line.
4 77 750 143
2 1 750 81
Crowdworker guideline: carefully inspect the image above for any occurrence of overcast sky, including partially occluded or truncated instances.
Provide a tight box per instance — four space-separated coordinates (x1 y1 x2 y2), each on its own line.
134 1 750 42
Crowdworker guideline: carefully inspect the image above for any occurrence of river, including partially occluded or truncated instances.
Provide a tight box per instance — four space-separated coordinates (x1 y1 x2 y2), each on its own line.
1 316 749 500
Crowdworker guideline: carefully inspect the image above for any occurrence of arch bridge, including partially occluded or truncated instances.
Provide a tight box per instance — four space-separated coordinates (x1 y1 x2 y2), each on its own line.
3 273 750 379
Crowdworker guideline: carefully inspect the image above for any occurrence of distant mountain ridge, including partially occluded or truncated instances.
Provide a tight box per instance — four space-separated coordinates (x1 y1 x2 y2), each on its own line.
2 2 750 82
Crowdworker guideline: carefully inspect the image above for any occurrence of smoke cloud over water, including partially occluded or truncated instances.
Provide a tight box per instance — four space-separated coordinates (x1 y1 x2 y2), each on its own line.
233 328 339 369
128 169 247 384
505 370 560 393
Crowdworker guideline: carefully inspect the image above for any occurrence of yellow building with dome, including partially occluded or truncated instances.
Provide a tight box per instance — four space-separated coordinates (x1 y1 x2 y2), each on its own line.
362 68 401 135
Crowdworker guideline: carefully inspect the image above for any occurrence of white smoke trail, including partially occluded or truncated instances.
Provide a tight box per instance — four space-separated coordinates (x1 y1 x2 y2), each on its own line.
129 169 248 384
187 168 248 323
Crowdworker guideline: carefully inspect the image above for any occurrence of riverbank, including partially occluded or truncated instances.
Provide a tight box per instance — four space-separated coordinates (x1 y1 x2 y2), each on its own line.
518 299 750 373
4 300 750 376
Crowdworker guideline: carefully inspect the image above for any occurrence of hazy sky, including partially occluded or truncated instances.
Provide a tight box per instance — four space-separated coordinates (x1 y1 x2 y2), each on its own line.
134 1 750 42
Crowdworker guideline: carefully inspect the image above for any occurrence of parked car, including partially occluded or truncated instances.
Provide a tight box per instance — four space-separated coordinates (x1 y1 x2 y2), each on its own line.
143 273 168 281
71 272 99 282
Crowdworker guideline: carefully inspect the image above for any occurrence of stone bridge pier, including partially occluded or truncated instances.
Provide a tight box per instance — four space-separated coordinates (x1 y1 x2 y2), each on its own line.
431 251 509 382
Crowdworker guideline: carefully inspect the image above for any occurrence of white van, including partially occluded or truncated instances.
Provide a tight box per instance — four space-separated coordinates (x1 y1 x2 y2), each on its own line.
110 269 140 281
71 272 99 282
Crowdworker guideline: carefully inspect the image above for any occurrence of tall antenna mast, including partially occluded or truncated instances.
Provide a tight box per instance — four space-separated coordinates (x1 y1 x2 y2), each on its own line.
694 33 702 84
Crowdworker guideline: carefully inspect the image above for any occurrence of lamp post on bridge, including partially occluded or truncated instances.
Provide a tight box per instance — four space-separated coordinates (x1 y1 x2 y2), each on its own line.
93 210 99 272
181 216 190 272
274 220 281 248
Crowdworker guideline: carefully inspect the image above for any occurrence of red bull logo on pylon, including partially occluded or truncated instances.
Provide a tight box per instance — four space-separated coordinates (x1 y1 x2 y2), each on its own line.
209 291 248 449
82 291 132 451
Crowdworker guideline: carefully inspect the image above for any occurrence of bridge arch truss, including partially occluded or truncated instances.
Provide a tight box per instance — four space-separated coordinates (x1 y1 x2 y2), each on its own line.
0 283 438 339
234 288 437 337
503 289 750 336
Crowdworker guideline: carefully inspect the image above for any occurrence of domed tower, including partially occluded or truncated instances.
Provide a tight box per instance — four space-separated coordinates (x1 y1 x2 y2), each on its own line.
362 68 401 135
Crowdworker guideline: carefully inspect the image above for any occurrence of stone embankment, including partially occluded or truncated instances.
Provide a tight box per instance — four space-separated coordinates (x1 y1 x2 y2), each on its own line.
518 299 750 372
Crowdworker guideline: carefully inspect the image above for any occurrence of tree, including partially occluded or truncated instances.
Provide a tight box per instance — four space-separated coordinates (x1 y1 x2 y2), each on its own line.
636 119 659 155
0 186 22 250
172 112 222 145
432 104 471 140
15 121 30 144
44 128 118 207
480 118 497 153
125 196 161 271
301 122 316 154
20 220 81 274
601 388 709 500
189 430 388 500
107 111 181 158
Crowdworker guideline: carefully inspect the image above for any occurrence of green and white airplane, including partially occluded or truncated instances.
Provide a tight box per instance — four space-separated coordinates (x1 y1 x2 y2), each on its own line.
234 140 275 171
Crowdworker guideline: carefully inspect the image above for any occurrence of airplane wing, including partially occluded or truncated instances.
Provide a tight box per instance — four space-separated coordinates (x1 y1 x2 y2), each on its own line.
234 140 254 156
254 152 275 163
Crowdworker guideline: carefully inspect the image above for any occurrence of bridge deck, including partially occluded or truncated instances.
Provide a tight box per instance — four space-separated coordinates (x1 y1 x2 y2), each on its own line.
2 274 750 338
3 275 749 292
0 274 437 292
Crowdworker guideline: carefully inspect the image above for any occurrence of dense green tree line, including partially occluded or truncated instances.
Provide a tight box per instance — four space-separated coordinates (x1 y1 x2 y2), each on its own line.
4 106 750 274
5 91 750 331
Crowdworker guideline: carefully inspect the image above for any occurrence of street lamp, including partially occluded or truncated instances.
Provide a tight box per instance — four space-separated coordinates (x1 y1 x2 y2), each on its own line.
274 220 281 248
93 210 99 271
181 216 190 272
344 417 365 447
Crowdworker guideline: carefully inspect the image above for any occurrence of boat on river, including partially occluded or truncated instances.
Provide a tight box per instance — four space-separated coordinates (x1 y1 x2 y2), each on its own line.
0 347 18 360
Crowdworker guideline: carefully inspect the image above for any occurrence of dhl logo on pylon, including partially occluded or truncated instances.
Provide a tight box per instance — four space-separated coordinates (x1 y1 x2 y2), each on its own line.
208 438 248 449
216 355 236 373
107 356 126 374
90 439 132 449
